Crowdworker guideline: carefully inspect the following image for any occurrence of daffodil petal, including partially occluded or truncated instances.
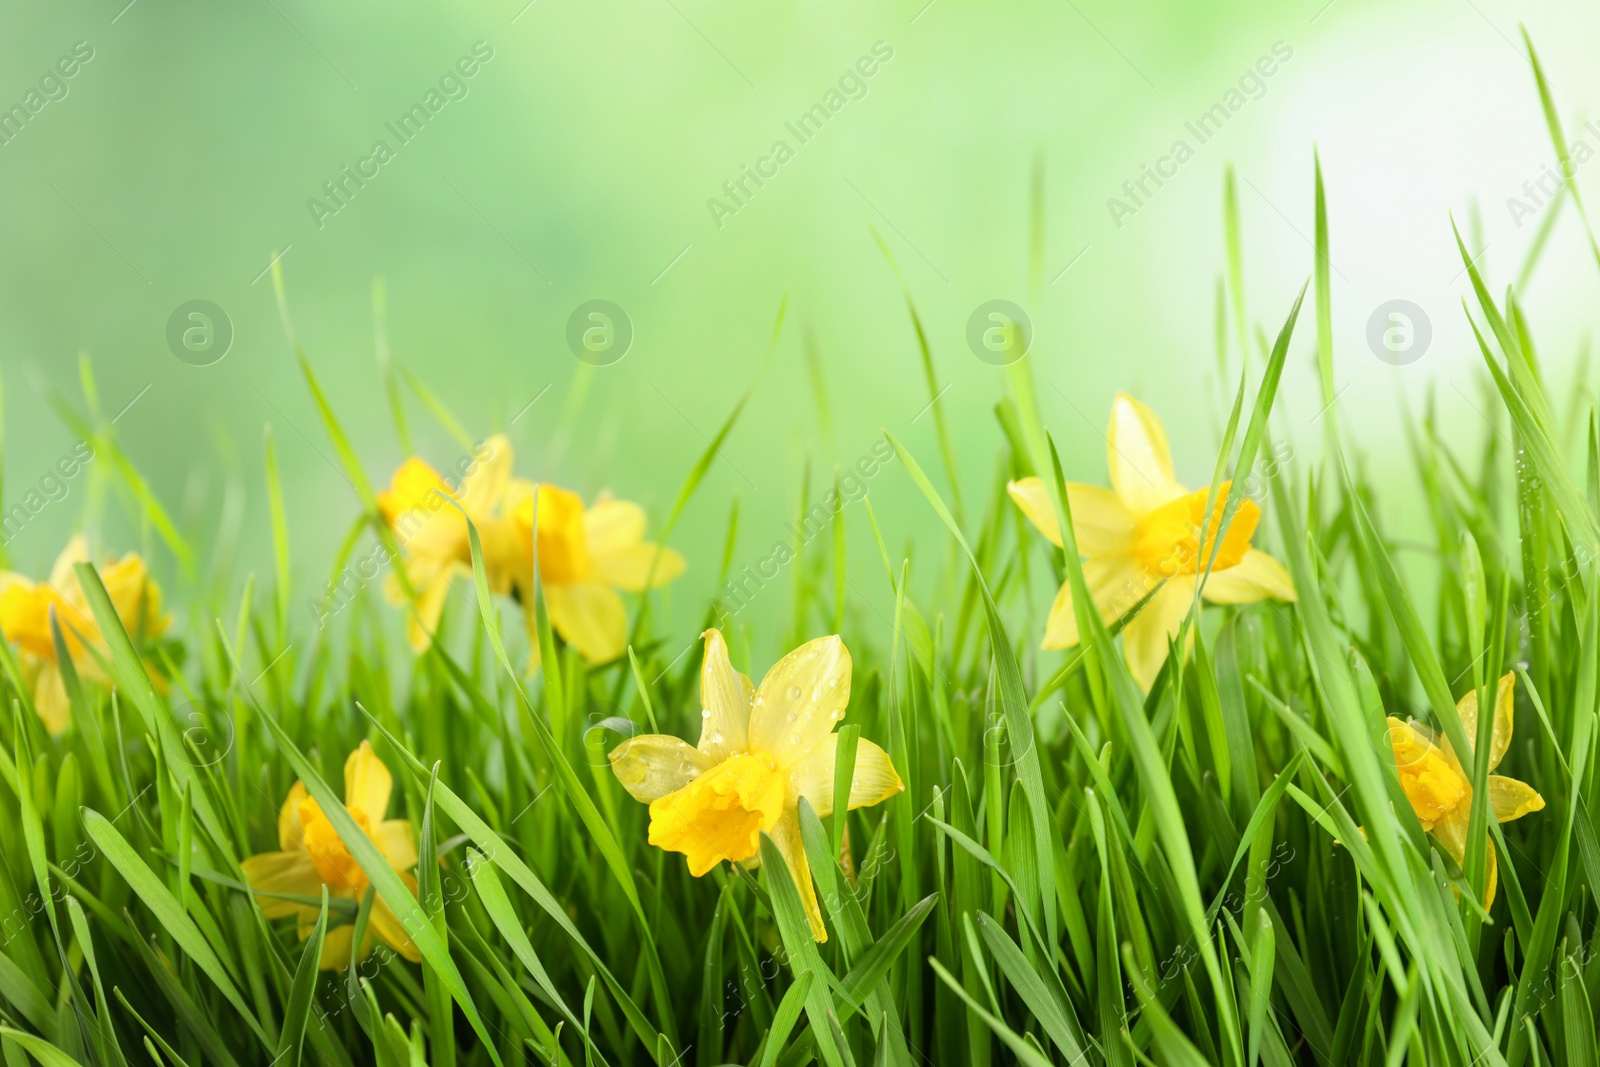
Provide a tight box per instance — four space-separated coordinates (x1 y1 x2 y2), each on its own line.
1041 553 1149 649
592 543 687 592
241 851 324 920
698 629 752 761
455 435 514 517
380 458 465 560
769 811 826 942
1107 393 1185 516
1450 673 1515 771
1120 575 1197 690
344 741 392 824
789 735 903 817
279 781 309 851
33 660 70 735
404 568 457 653
546 581 627 663
609 734 715 803
1488 775 1544 822
748 635 851 763
375 820 418 871
1006 478 1135 555
48 536 90 589
316 922 361 970
584 497 647 556
368 873 423 963
1200 549 1297 604
1429 805 1500 906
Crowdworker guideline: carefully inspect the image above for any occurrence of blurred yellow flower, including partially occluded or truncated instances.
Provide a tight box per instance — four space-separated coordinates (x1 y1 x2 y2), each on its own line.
511 484 684 664
378 436 523 651
1008 392 1295 689
609 629 902 942
241 741 422 970
1386 673 1544 907
0 535 169 733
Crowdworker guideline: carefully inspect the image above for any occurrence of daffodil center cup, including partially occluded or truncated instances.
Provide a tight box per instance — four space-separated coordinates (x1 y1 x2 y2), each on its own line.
518 484 592 584
1132 483 1259 577
298 796 373 892
647 751 788 876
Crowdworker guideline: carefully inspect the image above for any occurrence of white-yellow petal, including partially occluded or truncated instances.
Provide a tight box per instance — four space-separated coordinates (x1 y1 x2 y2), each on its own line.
344 741 393 824
1488 775 1544 823
1107 393 1185 516
609 734 716 803
545 582 627 663
455 435 514 518
241 850 324 920
33 660 70 735
1007 478 1136 556
1449 673 1515 771
748 635 851 763
698 629 752 761
592 543 686 592
790 735 903 817
584 497 647 557
374 820 418 871
1120 575 1197 690
768 811 827 942
1041 553 1149 650
1199 549 1296 605
48 535 90 590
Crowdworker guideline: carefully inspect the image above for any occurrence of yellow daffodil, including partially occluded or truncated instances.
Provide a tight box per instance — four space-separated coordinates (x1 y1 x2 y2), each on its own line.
608 629 903 941
511 484 684 664
1008 392 1295 689
241 742 422 970
379 436 524 651
0 536 169 733
1385 673 1544 907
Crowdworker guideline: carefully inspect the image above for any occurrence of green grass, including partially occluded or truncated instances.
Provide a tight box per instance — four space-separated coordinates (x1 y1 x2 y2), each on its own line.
4 36 1600 1067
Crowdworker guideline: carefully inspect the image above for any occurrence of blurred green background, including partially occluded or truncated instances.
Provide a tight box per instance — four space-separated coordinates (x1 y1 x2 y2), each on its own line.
2 0 1597 657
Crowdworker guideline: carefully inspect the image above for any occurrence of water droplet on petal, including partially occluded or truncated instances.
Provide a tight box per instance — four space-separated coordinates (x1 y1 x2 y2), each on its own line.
701 708 712 720
787 685 802 700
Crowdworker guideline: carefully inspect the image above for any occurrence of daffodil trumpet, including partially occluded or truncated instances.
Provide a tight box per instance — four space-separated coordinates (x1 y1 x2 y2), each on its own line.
609 629 903 941
1009 392 1295 689
1384 673 1544 907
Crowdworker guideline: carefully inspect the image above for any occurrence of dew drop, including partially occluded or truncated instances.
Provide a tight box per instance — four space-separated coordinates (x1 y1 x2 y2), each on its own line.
788 733 801 747
701 708 712 720
787 685 802 700
709 730 723 745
